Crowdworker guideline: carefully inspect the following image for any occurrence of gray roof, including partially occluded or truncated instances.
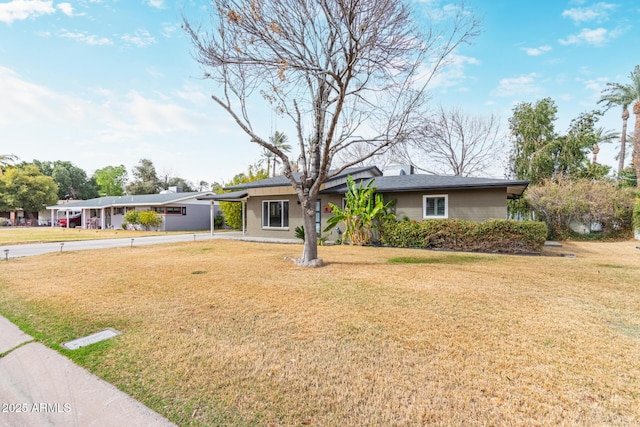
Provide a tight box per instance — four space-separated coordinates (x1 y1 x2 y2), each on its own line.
224 166 381 190
47 192 214 210
321 174 529 198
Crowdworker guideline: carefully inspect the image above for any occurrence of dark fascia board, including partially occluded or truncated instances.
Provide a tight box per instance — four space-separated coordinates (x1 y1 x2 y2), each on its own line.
320 176 530 197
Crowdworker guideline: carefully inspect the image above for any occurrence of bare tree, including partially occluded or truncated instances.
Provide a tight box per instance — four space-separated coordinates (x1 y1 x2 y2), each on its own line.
184 0 480 266
399 106 505 177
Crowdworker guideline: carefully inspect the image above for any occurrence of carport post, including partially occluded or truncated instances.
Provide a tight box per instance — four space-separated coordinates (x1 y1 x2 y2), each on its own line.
210 201 214 236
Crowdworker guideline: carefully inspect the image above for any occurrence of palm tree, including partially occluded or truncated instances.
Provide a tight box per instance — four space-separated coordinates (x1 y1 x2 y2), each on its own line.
591 127 618 164
599 82 635 176
258 149 273 176
631 65 640 187
268 131 292 177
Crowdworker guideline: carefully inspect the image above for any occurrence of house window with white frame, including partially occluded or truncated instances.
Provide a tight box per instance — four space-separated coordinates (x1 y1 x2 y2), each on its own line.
262 200 289 228
423 195 448 219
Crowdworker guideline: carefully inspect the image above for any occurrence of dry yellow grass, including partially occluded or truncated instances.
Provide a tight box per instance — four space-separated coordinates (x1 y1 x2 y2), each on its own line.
0 239 639 426
0 226 192 245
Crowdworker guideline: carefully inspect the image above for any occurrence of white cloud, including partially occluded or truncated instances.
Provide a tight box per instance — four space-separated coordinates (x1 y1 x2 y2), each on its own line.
56 2 74 17
0 0 55 24
491 73 541 98
558 27 617 46
161 23 177 38
521 45 552 56
121 30 156 47
562 2 616 24
423 53 480 91
59 30 112 45
148 0 164 9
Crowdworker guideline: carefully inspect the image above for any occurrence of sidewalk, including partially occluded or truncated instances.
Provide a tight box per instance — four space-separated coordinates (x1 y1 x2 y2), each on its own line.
0 315 176 427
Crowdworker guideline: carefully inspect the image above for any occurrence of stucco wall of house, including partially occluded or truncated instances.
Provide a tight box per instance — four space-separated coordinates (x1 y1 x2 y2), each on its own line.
242 188 507 239
387 188 507 222
162 204 212 231
245 194 345 239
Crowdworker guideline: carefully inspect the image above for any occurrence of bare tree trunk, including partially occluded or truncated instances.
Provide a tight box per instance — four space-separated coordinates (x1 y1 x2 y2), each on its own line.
634 102 640 187
298 201 322 267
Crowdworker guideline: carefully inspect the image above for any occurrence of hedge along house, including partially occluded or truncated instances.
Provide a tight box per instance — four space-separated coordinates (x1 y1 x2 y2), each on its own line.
203 166 529 240
46 189 218 231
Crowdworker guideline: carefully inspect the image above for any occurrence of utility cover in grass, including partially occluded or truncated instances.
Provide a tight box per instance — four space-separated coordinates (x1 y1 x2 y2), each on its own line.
62 328 121 350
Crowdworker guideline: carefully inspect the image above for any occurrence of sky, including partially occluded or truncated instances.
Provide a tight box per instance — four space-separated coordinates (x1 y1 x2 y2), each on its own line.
1 0 639 186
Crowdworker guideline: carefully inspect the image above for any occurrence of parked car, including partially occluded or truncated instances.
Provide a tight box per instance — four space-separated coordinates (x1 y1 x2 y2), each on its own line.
57 213 82 228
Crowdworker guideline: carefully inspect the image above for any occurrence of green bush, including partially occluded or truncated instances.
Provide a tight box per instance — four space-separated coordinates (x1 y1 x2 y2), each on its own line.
214 214 224 228
139 211 163 230
525 177 636 239
633 199 640 233
220 201 242 230
380 218 548 254
123 209 140 226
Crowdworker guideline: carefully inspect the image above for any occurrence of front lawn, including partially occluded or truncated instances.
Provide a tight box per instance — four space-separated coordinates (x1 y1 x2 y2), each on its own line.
0 227 205 245
0 240 638 426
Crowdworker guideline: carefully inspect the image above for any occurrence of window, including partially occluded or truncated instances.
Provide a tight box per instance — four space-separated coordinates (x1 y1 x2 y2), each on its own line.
315 199 321 233
262 200 289 228
153 207 165 214
423 195 448 219
166 207 183 215
114 207 125 215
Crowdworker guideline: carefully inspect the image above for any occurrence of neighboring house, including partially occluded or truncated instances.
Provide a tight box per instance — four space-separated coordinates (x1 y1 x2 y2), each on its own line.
46 189 219 231
203 166 529 240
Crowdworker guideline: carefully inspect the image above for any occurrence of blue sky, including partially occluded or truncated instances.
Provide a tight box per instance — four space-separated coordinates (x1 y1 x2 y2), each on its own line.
1 0 639 185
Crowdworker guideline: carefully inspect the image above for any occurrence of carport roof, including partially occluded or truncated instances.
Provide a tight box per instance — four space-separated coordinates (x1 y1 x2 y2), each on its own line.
197 190 248 202
47 192 214 210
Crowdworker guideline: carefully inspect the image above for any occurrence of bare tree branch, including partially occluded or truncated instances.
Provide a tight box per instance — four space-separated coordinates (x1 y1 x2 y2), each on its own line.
183 0 480 264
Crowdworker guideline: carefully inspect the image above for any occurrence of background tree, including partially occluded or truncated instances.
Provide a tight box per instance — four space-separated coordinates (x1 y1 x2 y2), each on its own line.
508 99 609 183
19 160 98 200
629 65 640 188
402 106 505 176
184 0 479 266
258 149 274 177
0 154 18 175
51 161 99 199
126 158 162 195
590 127 617 165
93 165 128 196
268 131 292 177
218 165 269 229
508 97 558 184
0 165 58 218
599 80 635 176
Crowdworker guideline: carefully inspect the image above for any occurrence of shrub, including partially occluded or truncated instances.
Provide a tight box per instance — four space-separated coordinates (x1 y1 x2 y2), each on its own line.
379 218 547 254
214 214 224 228
220 201 242 230
633 199 640 233
139 211 163 231
123 209 140 226
525 177 636 239
0 217 10 226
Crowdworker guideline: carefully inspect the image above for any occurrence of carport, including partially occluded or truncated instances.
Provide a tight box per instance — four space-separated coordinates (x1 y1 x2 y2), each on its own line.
198 191 248 236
